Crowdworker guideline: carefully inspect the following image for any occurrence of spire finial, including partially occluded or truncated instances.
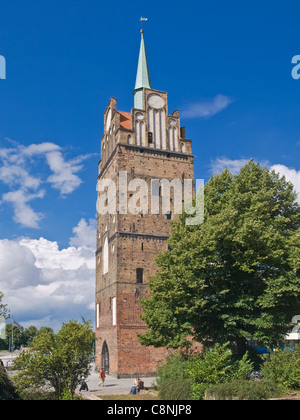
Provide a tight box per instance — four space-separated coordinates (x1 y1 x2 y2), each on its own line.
140 17 148 33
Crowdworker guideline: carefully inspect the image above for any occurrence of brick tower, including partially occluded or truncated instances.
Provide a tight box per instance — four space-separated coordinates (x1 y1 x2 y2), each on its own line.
95 30 195 378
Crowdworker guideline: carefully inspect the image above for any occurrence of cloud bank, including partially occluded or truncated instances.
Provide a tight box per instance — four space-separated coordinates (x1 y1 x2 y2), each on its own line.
0 218 96 331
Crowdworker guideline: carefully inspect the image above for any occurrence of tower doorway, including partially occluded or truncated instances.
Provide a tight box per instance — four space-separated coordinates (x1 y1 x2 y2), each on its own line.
102 342 109 375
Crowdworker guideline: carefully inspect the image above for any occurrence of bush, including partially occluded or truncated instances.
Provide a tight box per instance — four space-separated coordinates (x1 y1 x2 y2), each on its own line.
261 347 300 390
206 380 284 400
0 368 20 400
20 390 57 400
159 378 192 401
157 353 192 400
59 387 77 401
186 343 253 400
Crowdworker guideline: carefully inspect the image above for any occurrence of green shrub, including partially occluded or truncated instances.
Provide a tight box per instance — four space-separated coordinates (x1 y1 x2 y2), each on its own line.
159 378 192 400
0 368 20 400
20 390 57 400
206 380 284 400
186 343 253 400
261 347 300 390
157 353 192 400
59 387 77 401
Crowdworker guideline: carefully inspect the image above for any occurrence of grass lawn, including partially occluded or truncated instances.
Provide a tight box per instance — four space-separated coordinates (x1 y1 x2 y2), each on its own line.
100 393 159 401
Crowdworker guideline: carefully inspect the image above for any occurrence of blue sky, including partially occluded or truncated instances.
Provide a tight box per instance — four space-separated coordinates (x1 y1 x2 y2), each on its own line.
0 0 300 329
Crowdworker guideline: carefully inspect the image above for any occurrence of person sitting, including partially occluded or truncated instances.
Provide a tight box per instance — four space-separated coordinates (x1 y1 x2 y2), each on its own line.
130 378 138 395
79 377 89 392
137 378 144 393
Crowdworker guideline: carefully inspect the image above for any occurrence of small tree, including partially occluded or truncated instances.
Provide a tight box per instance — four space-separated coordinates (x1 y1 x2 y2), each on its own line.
13 320 95 398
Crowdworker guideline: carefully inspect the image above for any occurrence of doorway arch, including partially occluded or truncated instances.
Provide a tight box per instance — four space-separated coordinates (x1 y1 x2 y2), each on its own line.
102 341 109 375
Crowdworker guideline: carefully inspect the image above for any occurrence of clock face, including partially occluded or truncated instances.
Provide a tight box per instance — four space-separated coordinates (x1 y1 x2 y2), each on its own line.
106 109 112 131
148 94 165 109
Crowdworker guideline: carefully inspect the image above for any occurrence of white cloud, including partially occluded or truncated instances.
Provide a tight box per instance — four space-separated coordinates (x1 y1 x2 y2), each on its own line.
271 164 300 203
0 140 93 228
0 165 41 190
0 239 41 288
0 233 95 331
2 189 45 229
20 236 95 270
69 218 97 249
182 94 234 119
22 142 61 157
45 151 84 195
209 157 251 175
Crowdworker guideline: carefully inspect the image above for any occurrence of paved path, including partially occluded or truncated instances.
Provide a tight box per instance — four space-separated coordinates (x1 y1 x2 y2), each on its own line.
78 366 157 398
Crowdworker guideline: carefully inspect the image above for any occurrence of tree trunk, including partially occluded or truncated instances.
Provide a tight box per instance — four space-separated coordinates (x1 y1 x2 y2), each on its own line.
236 339 247 356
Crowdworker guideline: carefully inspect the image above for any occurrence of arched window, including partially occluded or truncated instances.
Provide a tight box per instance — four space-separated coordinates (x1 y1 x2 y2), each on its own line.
102 341 109 374
136 268 144 284
103 237 109 275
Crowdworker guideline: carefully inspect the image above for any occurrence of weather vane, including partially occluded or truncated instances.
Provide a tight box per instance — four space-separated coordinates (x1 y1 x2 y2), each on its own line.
140 16 148 33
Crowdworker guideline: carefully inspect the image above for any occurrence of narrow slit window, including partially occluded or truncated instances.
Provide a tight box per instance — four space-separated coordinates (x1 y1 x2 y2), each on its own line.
136 268 144 284
148 132 153 145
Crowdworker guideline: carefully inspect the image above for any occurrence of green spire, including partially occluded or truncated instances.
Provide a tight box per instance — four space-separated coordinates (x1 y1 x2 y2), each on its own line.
134 30 152 109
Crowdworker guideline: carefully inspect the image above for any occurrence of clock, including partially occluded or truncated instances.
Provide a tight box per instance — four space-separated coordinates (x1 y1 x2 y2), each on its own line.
147 94 165 109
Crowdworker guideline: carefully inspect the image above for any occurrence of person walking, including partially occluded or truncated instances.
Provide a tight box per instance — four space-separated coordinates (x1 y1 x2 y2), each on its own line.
98 368 106 387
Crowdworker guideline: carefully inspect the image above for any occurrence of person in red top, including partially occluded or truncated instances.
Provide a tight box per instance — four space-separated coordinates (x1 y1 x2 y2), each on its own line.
98 368 106 387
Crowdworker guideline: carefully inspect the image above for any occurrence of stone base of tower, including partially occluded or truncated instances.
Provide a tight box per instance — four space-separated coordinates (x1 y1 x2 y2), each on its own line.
95 328 169 379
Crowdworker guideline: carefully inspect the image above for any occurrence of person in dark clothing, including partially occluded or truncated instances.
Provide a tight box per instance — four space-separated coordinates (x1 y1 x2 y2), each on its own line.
79 378 89 392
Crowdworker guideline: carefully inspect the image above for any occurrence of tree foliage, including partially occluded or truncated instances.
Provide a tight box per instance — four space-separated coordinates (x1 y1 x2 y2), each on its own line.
0 323 54 351
139 161 300 352
12 320 95 398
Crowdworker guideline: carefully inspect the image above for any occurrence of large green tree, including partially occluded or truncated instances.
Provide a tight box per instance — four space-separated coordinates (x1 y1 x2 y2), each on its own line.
13 320 95 398
139 161 300 354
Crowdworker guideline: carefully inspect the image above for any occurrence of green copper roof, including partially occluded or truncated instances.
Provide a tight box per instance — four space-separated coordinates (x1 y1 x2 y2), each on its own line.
134 31 152 91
